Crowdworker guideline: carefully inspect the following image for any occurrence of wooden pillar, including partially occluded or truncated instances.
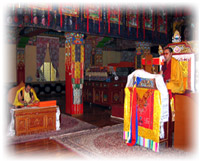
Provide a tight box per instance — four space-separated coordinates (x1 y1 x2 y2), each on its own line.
16 48 25 84
65 33 85 115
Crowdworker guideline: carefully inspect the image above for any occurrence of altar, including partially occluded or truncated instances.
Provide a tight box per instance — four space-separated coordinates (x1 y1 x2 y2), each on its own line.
124 69 170 152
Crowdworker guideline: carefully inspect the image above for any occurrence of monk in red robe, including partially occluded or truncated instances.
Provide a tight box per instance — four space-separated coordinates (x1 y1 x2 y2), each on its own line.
161 47 185 94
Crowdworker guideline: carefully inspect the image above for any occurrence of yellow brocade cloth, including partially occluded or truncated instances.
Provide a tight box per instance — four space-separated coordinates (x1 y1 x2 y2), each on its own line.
24 90 32 103
13 87 40 106
124 87 161 143
166 57 185 94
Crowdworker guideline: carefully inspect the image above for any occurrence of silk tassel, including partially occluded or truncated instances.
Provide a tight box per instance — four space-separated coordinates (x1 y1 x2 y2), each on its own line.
98 7 101 33
118 7 120 35
87 8 89 32
60 6 62 28
108 7 110 33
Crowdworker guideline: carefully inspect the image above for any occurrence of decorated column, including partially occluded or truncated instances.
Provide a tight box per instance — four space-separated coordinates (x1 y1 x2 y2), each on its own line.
65 33 84 115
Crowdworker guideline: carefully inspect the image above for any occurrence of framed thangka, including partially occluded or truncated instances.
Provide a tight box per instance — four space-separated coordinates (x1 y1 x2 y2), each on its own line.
84 5 102 21
28 4 53 10
143 7 155 31
60 4 79 17
157 9 167 33
126 7 139 28
108 6 123 24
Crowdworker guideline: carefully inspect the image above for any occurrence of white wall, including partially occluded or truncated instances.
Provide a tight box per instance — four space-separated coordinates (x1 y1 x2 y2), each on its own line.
5 44 17 84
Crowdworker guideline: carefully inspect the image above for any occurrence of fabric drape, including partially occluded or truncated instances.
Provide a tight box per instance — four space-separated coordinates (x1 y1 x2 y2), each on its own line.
36 36 59 79
49 38 60 78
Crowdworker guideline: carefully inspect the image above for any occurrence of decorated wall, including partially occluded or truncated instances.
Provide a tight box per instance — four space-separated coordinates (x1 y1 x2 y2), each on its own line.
6 4 180 44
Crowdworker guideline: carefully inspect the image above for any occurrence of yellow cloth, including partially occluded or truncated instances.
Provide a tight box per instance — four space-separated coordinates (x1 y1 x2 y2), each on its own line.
124 87 132 132
124 87 161 143
13 87 40 106
166 57 185 94
24 90 31 103
138 89 161 143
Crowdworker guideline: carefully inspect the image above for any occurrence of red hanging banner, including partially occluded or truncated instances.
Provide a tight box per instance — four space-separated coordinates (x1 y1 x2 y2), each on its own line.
143 9 145 40
48 5 50 26
99 7 101 33
118 7 120 35
157 10 160 39
127 9 130 36
165 11 167 38
75 17 78 30
87 8 89 32
108 7 110 33
152 9 154 38
60 6 63 28
136 9 139 38
31 8 33 24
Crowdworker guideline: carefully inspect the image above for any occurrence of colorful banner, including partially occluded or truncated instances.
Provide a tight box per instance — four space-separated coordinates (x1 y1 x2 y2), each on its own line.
126 7 139 28
124 85 161 152
108 6 123 24
143 7 155 31
157 9 167 33
60 4 79 17
28 4 53 11
84 5 102 21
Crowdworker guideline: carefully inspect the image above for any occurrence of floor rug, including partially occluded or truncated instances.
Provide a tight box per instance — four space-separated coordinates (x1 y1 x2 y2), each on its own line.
8 114 97 144
51 124 190 160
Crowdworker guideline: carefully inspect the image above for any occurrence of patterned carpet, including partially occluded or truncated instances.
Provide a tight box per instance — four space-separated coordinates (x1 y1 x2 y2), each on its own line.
8 114 97 144
51 124 191 160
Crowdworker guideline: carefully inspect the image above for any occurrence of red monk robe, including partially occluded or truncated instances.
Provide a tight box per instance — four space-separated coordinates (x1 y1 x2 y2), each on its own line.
161 57 184 94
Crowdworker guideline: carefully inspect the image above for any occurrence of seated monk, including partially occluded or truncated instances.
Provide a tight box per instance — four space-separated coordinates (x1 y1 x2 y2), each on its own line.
161 47 185 94
13 83 40 107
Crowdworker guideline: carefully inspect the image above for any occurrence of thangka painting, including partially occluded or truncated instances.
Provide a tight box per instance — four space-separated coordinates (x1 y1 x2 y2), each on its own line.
84 5 102 21
126 7 139 28
60 4 79 17
157 9 167 33
28 4 53 10
108 6 123 24
143 7 155 31
17 48 25 65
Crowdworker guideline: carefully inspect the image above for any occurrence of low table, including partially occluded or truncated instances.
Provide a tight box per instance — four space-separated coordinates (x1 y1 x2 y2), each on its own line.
9 106 60 136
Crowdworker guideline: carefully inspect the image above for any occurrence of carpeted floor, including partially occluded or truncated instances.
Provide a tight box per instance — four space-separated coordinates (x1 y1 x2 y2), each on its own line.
8 114 97 144
51 123 191 160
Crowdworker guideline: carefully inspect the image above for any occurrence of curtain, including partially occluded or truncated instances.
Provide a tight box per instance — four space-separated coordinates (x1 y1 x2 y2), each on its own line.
36 37 48 78
36 36 59 79
49 38 59 78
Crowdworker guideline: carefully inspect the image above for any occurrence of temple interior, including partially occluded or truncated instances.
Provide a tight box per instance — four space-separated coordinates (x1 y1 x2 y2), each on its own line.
3 3 199 160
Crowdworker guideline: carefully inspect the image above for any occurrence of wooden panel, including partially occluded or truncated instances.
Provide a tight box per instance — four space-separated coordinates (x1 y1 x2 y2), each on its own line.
111 89 123 104
14 106 57 136
174 94 197 151
83 80 126 107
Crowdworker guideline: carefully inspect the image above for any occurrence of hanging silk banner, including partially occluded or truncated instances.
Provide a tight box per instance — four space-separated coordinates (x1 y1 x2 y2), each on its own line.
108 7 110 33
126 7 139 38
59 4 79 30
60 4 79 17
157 9 167 35
137 9 139 38
124 75 162 152
118 7 120 35
143 7 155 39
143 8 145 40
59 5 63 28
84 5 102 33
126 9 130 36
124 86 161 152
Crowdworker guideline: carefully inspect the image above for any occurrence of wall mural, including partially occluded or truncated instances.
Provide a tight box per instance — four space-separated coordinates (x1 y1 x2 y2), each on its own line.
157 9 167 33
